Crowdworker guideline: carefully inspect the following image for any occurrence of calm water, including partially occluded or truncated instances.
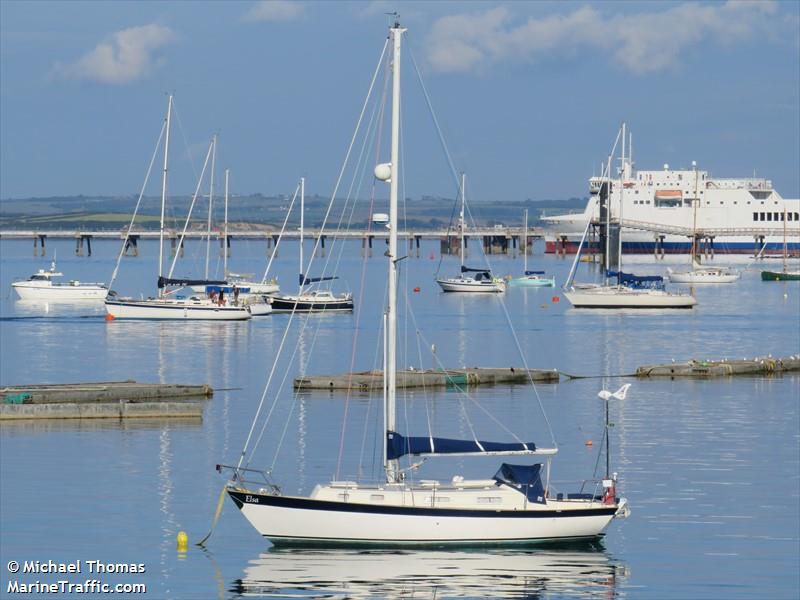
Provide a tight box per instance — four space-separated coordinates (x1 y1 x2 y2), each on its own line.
0 238 798 599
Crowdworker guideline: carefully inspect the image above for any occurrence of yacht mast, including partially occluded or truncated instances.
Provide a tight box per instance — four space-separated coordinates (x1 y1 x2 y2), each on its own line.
618 122 625 269
385 20 405 483
158 95 173 297
460 173 466 269
299 176 305 294
205 134 217 280
223 168 229 279
523 209 528 272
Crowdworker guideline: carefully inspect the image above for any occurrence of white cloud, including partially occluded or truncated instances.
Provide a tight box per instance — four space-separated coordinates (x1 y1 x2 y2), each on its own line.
426 1 781 74
243 1 305 23
55 24 175 84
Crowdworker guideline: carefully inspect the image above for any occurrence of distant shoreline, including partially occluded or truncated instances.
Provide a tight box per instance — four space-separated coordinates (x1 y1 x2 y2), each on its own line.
0 194 586 230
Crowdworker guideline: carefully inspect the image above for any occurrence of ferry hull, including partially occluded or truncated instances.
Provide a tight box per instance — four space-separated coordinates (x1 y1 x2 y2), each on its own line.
105 299 251 320
546 239 800 255
228 490 618 546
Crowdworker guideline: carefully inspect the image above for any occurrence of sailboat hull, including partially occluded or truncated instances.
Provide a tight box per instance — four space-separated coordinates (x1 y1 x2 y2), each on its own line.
436 278 506 293
105 298 251 320
269 295 354 312
564 287 696 308
761 270 800 281
228 490 618 546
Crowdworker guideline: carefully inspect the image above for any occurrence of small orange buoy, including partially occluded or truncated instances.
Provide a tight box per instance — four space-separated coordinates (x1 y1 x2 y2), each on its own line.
585 440 593 447
551 296 560 303
105 313 115 321
413 287 420 293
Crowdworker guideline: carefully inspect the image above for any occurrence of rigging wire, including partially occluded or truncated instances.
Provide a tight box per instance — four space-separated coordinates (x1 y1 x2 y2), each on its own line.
407 35 557 448
237 38 389 470
108 120 166 291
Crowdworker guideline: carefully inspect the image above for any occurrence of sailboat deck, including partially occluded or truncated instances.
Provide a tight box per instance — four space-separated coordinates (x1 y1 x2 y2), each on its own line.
308 480 606 512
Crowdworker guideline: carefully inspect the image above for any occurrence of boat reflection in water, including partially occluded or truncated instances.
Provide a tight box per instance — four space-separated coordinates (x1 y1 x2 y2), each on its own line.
12 299 106 317
232 545 627 599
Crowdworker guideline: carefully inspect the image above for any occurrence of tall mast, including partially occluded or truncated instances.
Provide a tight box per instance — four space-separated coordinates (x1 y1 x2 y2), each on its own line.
523 209 528 273
205 134 217 280
385 20 405 483
158 95 173 296
460 173 466 269
618 122 625 269
783 204 788 273
299 176 305 294
223 168 229 279
692 161 699 267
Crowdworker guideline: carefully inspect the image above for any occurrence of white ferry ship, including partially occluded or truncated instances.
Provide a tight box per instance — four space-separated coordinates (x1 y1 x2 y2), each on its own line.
543 141 799 256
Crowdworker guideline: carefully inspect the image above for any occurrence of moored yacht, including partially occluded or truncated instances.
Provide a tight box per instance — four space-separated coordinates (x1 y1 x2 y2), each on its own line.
12 258 107 300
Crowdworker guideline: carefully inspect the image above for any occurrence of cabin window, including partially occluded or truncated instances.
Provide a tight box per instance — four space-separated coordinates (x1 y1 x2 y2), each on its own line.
787 213 792 221
425 496 450 504
477 497 503 504
760 212 766 220
753 212 759 221
780 213 785 221
767 213 773 221
750 191 771 200
794 212 799 221
775 212 780 220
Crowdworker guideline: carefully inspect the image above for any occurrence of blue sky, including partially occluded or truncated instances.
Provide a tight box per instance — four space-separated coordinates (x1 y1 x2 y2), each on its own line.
1 1 798 202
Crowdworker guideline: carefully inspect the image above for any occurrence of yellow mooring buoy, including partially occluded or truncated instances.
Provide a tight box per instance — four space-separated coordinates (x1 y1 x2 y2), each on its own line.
176 531 188 552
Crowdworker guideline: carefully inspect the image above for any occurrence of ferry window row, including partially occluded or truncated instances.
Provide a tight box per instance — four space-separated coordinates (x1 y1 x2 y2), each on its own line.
753 212 799 222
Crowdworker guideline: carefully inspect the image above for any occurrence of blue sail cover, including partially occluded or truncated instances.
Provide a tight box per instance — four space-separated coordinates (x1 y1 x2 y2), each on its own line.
299 274 339 286
493 463 546 504
524 270 545 275
607 270 664 290
157 276 227 289
386 431 536 460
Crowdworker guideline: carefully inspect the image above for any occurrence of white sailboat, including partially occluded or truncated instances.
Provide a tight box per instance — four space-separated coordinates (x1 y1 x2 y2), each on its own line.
192 165 280 304
268 177 353 313
564 123 696 309
105 96 251 321
223 22 628 546
12 254 107 300
668 162 740 284
509 210 555 287
436 174 506 293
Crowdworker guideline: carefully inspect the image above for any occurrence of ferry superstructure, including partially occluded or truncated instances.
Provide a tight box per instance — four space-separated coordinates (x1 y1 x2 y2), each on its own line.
544 151 799 256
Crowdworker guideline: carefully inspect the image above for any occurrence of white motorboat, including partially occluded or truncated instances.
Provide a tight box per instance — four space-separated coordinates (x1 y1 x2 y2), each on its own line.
667 266 740 284
104 96 250 321
268 177 353 313
12 258 107 300
223 22 628 546
436 174 505 293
